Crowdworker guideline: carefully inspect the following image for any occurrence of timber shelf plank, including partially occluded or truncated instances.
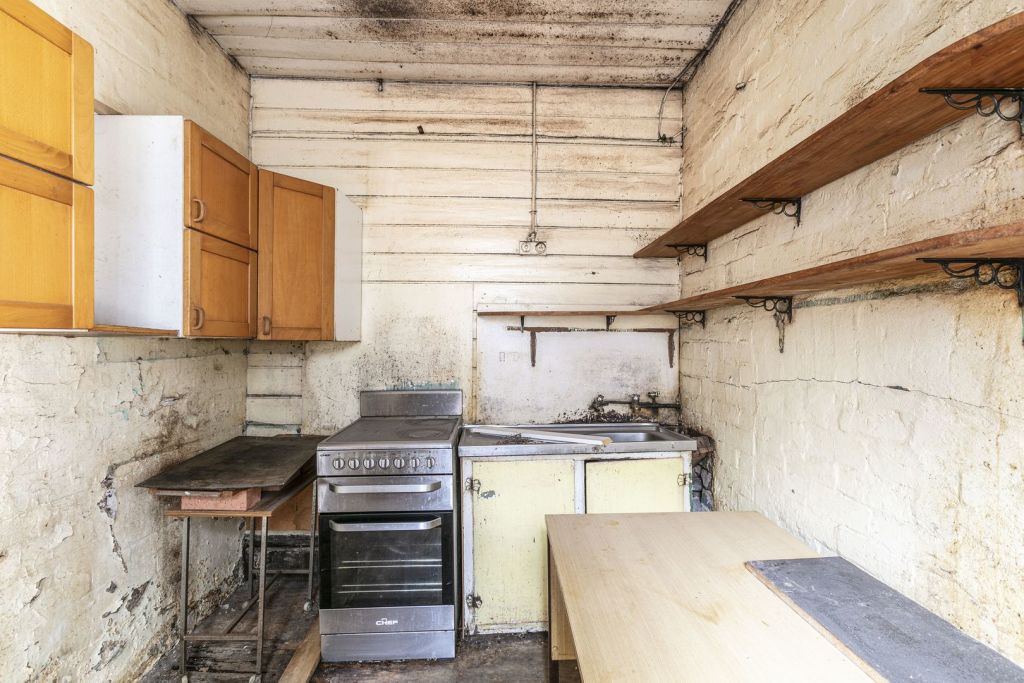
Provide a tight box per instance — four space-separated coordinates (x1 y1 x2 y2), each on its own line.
644 221 1024 312
636 13 1024 258
477 309 665 317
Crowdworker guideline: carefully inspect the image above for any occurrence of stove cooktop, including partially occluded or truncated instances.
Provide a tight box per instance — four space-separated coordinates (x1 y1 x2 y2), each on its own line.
317 416 462 451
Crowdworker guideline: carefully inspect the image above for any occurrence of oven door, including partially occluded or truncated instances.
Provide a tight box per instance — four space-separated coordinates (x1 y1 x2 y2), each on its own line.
319 511 455 634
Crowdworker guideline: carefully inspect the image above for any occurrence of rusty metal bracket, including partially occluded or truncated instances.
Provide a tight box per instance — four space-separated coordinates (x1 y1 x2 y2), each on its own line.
673 311 706 328
605 315 616 330
920 88 1024 135
669 244 708 261
921 257 1024 344
737 296 793 353
741 197 802 226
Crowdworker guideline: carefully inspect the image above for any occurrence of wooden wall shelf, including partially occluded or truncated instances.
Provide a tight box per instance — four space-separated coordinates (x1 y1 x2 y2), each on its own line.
635 13 1024 258
643 222 1024 313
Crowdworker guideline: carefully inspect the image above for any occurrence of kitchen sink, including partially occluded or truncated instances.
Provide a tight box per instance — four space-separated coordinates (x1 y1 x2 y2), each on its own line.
458 422 697 457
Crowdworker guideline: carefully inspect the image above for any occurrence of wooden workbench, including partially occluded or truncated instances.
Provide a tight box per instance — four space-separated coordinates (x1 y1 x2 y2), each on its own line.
545 512 871 682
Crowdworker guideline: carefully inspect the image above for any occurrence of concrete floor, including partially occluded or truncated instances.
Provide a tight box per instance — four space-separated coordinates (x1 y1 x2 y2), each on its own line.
142 575 580 682
316 633 582 682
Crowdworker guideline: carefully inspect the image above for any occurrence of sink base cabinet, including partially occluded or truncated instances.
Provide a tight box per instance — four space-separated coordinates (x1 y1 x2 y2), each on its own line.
460 453 692 635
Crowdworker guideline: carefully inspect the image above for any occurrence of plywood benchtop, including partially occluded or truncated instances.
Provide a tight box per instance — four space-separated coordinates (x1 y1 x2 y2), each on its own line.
545 512 871 682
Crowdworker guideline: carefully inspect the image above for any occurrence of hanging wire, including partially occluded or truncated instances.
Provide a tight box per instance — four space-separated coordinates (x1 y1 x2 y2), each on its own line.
656 0 749 143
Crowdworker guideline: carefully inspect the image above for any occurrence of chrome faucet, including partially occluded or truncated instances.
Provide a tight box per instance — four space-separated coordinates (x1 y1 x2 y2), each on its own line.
590 392 679 416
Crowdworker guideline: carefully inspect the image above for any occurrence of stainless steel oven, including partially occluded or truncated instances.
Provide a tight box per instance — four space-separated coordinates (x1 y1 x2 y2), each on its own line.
316 391 461 662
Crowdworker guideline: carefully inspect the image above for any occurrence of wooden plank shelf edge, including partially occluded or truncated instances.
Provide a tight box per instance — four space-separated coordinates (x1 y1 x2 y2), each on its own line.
644 221 1024 313
635 13 1024 258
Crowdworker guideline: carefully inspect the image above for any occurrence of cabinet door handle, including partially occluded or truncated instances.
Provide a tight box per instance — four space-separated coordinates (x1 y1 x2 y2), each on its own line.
262 316 271 336
193 306 206 330
191 198 207 223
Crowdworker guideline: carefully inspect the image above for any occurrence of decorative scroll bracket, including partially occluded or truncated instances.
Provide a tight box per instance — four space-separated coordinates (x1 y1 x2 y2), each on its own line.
741 197 802 226
920 88 1024 136
668 244 708 262
672 311 706 328
921 258 1024 344
736 296 793 353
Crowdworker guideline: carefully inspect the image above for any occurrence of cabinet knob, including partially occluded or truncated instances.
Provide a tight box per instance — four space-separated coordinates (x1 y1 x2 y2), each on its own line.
191 198 207 223
193 306 206 330
262 316 272 336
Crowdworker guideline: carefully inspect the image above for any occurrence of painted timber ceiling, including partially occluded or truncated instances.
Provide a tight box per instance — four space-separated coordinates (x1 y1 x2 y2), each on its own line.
173 0 737 85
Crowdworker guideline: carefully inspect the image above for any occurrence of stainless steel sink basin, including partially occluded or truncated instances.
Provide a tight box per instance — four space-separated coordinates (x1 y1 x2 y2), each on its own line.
458 423 698 457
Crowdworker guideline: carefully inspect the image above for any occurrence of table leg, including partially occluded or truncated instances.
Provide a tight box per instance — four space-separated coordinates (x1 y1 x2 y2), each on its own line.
305 483 317 611
179 517 191 683
255 517 269 681
247 516 256 603
547 539 558 683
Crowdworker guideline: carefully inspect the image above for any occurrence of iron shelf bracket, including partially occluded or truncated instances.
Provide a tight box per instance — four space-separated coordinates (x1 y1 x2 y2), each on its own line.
920 88 1024 135
920 258 1024 306
736 296 793 353
672 311 706 328
668 244 708 261
741 197 802 226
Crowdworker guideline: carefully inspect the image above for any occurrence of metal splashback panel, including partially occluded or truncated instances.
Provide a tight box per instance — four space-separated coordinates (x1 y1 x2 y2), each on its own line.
359 390 463 417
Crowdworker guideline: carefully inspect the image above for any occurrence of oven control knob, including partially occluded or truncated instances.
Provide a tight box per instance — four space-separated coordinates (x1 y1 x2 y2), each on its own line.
394 457 406 469
363 458 374 469
349 458 359 470
411 457 420 468
379 457 390 469
333 458 345 470
426 457 436 469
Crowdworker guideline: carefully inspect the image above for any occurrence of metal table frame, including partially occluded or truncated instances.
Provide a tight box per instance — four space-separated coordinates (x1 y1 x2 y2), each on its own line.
171 476 318 682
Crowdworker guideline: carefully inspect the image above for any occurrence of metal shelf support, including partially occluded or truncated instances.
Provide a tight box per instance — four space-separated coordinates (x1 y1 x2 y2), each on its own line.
673 311 706 328
736 296 793 353
669 244 708 261
741 198 802 226
921 257 1024 344
920 88 1024 135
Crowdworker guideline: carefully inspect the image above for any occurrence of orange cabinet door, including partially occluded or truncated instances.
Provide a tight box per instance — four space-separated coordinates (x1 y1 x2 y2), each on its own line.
0 156 92 328
184 121 257 250
0 0 93 184
183 229 256 338
257 170 335 341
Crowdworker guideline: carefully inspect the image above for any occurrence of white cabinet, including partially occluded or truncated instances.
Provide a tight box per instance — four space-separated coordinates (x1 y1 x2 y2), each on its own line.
460 452 692 634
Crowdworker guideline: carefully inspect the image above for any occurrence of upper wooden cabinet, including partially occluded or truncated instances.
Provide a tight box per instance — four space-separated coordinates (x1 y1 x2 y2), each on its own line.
0 156 92 329
183 229 256 338
0 0 94 184
184 121 257 250
258 170 335 341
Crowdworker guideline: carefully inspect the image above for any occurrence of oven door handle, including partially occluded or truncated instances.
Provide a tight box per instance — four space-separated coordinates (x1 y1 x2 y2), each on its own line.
328 481 443 495
328 517 443 532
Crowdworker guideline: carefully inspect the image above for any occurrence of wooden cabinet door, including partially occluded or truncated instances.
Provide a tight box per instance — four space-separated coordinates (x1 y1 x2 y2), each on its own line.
184 121 257 249
470 459 576 632
0 156 92 328
0 0 93 184
183 229 256 338
257 170 335 340
585 457 690 513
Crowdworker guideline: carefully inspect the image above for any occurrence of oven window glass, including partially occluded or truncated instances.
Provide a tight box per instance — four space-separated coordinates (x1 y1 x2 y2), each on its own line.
320 513 454 609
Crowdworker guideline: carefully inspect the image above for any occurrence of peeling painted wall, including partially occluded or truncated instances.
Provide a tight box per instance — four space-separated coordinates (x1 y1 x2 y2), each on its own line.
679 0 1024 664
249 80 685 432
0 1 251 680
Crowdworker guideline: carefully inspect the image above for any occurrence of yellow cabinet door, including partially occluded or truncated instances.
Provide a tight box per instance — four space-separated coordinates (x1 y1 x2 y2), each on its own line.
257 170 335 340
0 0 93 184
585 458 689 514
184 121 257 250
471 459 576 631
183 229 256 338
0 156 92 328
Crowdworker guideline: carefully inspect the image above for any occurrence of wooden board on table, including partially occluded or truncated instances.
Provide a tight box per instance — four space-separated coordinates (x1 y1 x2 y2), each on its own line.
645 221 1024 312
636 13 1024 257
545 512 871 682
747 557 1024 683
137 435 322 492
